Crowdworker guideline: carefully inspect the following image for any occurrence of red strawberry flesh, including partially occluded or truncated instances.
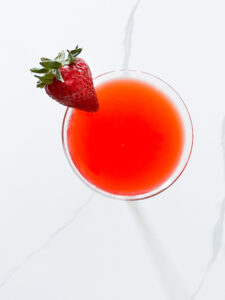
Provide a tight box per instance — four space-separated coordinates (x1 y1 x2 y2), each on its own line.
45 58 99 112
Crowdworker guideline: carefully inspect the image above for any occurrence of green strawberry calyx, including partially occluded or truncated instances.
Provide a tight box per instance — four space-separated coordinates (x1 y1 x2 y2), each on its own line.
30 45 82 88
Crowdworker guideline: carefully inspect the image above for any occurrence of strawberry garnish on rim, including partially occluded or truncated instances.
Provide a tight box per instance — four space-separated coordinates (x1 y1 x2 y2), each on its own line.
30 46 99 112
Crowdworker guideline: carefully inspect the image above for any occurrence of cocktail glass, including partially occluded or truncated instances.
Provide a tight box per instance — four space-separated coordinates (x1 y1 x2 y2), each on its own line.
62 70 193 200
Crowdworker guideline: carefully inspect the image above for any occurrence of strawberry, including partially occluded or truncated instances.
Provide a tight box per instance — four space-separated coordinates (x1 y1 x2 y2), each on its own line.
30 46 99 112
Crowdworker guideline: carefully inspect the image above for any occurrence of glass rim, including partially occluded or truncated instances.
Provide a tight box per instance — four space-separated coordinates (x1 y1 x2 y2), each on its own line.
62 69 194 201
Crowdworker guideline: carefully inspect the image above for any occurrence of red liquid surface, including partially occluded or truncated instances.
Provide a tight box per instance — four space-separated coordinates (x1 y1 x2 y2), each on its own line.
67 78 184 196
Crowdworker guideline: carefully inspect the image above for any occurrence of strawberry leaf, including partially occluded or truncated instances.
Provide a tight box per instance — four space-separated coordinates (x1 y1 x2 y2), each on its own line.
40 60 61 69
37 81 46 88
71 46 82 57
55 50 65 61
35 73 55 84
55 69 64 82
41 57 51 61
67 50 76 64
30 67 48 73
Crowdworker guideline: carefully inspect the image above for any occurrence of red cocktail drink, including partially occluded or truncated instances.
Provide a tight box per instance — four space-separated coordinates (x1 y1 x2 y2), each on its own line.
63 71 193 200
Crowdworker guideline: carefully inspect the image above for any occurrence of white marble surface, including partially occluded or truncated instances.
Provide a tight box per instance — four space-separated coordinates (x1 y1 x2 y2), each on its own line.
1 0 225 299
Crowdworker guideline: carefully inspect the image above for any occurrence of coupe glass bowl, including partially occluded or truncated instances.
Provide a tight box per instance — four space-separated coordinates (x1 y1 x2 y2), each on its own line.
62 70 193 200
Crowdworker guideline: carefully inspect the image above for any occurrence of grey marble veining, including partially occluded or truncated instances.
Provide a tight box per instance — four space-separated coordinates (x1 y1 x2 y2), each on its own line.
128 203 191 300
192 118 225 299
0 195 93 289
122 0 141 69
